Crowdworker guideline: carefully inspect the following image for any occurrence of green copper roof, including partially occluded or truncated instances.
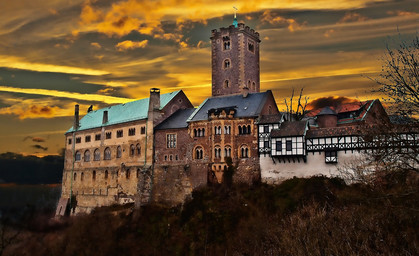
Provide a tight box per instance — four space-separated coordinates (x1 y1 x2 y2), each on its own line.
67 90 181 133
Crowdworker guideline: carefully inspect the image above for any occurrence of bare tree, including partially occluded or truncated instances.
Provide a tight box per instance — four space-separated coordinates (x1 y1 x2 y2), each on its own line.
373 34 419 119
284 88 309 121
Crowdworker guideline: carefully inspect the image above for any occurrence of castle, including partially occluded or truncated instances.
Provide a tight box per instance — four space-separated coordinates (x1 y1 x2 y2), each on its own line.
56 19 418 215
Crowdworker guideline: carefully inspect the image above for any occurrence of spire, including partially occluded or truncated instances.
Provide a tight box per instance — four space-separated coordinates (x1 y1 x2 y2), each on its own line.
233 6 238 27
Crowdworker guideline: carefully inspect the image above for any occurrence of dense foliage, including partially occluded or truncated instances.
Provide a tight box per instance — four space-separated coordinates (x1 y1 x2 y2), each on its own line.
2 176 418 256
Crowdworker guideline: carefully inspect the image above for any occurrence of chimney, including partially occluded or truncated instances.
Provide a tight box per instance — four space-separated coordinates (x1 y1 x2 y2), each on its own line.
149 88 160 112
102 110 108 124
242 86 249 98
74 104 79 130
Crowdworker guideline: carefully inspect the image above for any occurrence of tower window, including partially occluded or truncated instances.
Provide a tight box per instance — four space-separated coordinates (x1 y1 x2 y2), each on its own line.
248 40 255 53
224 59 231 69
224 80 230 88
223 41 230 50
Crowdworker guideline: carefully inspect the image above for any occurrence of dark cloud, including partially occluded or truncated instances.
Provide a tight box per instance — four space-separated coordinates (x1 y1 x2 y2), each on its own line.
23 136 46 142
31 144 48 151
308 96 358 110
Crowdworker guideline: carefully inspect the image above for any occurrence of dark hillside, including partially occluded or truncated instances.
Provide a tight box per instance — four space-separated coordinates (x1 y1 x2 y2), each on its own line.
2 176 418 256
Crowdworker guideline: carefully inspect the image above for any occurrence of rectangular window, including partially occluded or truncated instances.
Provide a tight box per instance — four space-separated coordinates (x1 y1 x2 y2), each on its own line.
276 141 282 152
68 138 72 145
140 126 146 134
286 140 292 151
264 125 269 133
105 132 111 139
264 140 270 148
129 128 136 136
95 134 101 141
325 151 338 163
167 134 176 148
75 137 81 144
117 130 123 138
85 135 91 142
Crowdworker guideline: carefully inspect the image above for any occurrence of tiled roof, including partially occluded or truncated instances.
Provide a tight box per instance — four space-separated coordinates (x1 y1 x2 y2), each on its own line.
271 121 308 137
187 91 270 122
155 108 196 130
67 90 181 133
306 126 362 138
306 100 371 117
258 113 284 124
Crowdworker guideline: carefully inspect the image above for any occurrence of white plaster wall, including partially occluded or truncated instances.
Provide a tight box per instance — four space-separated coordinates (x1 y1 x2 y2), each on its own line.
260 150 365 184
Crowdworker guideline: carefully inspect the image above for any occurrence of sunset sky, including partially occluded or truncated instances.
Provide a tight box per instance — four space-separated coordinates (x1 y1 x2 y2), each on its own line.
0 0 418 156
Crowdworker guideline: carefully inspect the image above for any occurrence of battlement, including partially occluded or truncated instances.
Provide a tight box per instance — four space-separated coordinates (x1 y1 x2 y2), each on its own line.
211 23 260 40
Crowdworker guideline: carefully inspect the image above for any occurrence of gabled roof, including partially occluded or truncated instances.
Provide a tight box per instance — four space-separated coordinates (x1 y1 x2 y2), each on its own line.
257 113 285 124
67 90 181 133
187 91 270 122
155 108 196 130
271 120 309 137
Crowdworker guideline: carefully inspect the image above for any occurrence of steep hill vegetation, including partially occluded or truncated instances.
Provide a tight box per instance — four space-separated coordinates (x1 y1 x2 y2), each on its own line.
2 176 418 256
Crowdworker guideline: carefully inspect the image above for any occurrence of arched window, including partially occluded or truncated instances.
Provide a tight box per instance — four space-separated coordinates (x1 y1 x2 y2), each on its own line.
238 126 242 135
242 125 247 134
247 125 251 134
81 172 84 181
224 41 230 50
92 170 96 181
225 146 231 158
130 144 135 156
73 172 77 181
126 169 130 179
195 146 203 159
252 81 256 91
202 128 205 136
224 80 229 88
84 150 90 162
241 146 249 158
194 129 197 137
247 80 251 88
94 148 100 161
104 147 111 160
75 151 81 161
224 59 230 69
214 146 221 158
104 170 108 179
198 128 201 137
136 144 141 155
117 146 122 158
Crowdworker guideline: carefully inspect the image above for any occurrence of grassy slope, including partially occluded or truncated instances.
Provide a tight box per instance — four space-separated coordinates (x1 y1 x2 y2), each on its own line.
3 176 419 256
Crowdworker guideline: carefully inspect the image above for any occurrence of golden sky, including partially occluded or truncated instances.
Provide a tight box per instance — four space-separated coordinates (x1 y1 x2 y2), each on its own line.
0 0 418 155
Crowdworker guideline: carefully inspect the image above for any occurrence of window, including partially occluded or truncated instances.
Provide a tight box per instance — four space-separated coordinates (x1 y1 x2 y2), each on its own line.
241 146 249 158
76 137 81 144
214 146 221 158
195 146 203 159
223 40 230 50
224 59 230 69
126 169 130 179
129 128 136 136
224 80 230 88
263 125 269 133
84 150 90 162
276 141 282 152
248 40 254 53
73 172 77 181
92 170 96 181
94 148 100 161
224 125 231 134
248 80 251 88
238 125 251 135
117 130 123 138
104 170 108 179
117 146 122 158
286 140 292 151
169 155 173 161
264 140 270 148
85 135 91 142
130 144 135 156
175 155 178 160
247 125 251 134
81 172 84 181
167 134 176 148
252 82 256 91
105 132 111 139
214 126 222 135
104 147 111 160
68 138 72 145
136 144 141 155
325 151 338 163
95 134 101 141
141 126 146 134
194 128 205 137
75 151 81 161
224 146 231 157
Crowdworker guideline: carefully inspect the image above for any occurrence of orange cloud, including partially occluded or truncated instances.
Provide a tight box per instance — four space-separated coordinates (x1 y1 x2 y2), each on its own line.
115 40 148 51
338 12 369 23
0 104 62 119
387 10 418 16
80 1 103 25
324 29 335 38
90 42 101 49
261 10 305 32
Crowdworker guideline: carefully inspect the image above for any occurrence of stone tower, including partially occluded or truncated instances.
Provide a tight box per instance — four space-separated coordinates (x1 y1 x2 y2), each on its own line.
211 20 261 97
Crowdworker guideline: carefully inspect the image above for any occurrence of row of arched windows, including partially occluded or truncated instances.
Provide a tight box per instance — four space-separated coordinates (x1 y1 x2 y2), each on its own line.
73 168 142 182
194 128 205 137
238 125 252 135
75 144 141 162
194 145 248 160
